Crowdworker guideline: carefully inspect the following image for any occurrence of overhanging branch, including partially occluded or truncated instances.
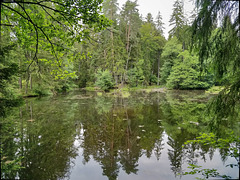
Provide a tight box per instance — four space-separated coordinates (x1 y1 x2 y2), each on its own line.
3 3 62 67
0 23 14 26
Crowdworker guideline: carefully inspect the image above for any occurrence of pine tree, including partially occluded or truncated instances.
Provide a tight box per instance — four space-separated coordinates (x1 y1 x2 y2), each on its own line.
155 11 165 36
146 13 154 24
168 0 185 40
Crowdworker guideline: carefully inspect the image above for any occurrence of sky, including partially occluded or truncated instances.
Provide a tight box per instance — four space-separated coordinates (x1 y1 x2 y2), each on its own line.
117 0 195 38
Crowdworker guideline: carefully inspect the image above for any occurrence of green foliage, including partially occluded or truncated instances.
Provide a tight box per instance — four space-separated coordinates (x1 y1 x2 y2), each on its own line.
0 0 237 98
149 74 158 84
160 37 182 84
184 132 239 179
139 21 166 84
85 86 96 91
191 0 240 115
183 164 231 180
160 60 172 84
0 0 111 98
127 59 145 87
127 68 143 87
0 38 24 118
155 11 165 35
166 50 211 89
95 69 114 91
168 0 185 40
32 85 51 96
1 0 110 58
206 86 224 94
0 40 19 98
161 36 213 89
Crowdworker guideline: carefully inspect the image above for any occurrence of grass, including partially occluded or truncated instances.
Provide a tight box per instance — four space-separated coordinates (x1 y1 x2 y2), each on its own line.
85 86 97 91
97 92 103 96
121 91 130 98
85 85 167 98
119 85 165 91
206 86 224 94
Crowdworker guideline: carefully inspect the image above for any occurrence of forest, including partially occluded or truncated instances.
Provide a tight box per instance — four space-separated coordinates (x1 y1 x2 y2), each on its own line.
0 0 239 179
0 0 239 98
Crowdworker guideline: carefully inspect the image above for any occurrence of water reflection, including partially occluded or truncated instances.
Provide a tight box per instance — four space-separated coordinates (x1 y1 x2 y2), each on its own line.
1 90 239 180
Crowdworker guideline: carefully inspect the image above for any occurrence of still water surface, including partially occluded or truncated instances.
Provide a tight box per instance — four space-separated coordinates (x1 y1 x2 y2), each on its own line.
2 90 239 179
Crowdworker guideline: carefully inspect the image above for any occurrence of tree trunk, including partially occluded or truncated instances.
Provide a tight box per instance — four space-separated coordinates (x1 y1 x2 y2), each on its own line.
0 0 2 47
78 61 81 74
124 44 132 83
115 71 118 85
0 1 2 48
25 79 28 94
182 41 185 51
157 51 160 86
126 23 131 53
104 49 107 61
19 77 22 89
121 73 124 85
25 71 29 94
110 6 115 74
30 102 33 120
125 44 131 71
30 74 32 89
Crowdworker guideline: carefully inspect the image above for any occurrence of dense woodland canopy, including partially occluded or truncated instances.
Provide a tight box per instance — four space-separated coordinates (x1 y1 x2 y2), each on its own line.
0 0 239 104
0 0 239 179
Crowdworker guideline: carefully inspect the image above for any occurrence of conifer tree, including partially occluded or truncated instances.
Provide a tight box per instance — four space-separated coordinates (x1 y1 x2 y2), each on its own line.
155 11 165 36
120 0 142 82
168 0 185 41
191 0 240 117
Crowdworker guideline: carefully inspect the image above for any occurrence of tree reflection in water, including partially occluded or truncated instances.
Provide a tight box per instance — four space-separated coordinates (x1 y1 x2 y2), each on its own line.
1 91 239 180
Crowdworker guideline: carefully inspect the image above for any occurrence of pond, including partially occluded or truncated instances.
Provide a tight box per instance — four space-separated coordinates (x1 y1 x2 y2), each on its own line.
1 90 239 180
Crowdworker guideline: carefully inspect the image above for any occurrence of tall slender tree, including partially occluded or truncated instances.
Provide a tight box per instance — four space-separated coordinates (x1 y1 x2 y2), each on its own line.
140 15 166 85
168 0 185 41
155 11 165 36
120 0 142 82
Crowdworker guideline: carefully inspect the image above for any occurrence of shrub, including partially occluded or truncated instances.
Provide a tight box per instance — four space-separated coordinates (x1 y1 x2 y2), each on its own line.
95 70 114 91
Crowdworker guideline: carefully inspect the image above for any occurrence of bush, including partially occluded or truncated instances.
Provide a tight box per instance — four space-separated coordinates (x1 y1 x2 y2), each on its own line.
166 51 212 89
33 84 51 96
95 70 114 91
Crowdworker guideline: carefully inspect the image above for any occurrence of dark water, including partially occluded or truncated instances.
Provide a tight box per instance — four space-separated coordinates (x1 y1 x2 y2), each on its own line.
1 90 239 180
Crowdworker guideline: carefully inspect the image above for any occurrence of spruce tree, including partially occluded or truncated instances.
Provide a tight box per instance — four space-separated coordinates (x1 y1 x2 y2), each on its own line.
155 11 165 36
168 0 185 40
192 0 240 117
